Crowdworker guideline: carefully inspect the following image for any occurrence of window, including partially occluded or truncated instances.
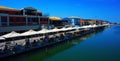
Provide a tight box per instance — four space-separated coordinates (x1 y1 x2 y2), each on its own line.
1 16 7 22
1 16 7 26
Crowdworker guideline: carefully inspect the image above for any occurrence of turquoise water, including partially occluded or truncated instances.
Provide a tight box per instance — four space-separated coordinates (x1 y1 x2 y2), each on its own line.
44 26 120 61
3 26 120 61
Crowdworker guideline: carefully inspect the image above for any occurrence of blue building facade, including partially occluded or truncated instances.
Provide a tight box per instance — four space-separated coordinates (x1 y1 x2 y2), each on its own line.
62 18 72 26
62 17 80 26
70 18 80 26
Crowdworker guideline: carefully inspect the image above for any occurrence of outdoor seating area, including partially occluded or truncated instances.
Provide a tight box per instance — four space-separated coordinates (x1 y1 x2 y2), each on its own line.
0 24 109 58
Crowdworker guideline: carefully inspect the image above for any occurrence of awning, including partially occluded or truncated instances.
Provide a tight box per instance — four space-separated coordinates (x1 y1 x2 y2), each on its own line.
0 6 17 10
49 16 61 21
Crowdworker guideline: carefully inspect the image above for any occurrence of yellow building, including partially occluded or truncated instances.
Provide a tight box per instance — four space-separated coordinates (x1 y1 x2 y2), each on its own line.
49 16 62 27
87 20 96 25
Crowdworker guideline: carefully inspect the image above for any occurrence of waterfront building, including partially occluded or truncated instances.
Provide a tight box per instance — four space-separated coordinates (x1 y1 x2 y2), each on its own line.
79 19 88 26
0 6 49 35
69 16 80 26
62 18 71 27
85 19 97 25
96 20 103 25
101 21 110 24
49 16 62 28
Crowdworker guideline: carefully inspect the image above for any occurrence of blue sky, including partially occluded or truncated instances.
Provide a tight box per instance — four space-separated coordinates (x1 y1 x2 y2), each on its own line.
0 0 120 23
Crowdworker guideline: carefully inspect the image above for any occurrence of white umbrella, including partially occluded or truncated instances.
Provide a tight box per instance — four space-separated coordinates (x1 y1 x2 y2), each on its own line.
1 31 20 38
78 26 85 29
59 27 67 31
48 28 60 33
38 29 49 34
20 29 38 36
81 25 93 29
73 26 79 30
67 27 74 30
91 25 97 28
0 37 5 40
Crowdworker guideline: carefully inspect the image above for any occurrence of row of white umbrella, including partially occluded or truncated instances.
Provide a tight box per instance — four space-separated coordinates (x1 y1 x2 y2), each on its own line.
0 27 78 40
0 25 106 40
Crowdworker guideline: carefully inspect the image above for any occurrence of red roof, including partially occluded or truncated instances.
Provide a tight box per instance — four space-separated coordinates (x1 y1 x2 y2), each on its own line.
80 19 85 23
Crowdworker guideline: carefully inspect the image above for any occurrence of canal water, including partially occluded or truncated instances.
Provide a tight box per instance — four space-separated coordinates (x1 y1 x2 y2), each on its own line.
2 26 120 61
